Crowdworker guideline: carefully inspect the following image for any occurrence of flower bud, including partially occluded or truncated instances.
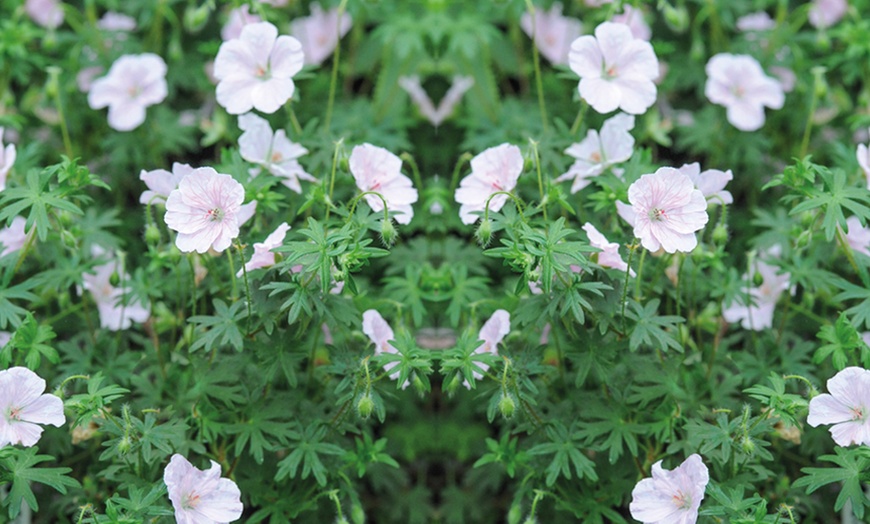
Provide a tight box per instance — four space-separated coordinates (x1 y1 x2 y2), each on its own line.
144 224 161 245
118 435 132 454
752 271 764 287
445 374 462 395
499 393 516 419
183 3 211 33
523 158 533 172
339 157 350 172
507 503 523 524
711 224 728 244
740 435 755 454
662 4 689 33
335 516 350 524
412 374 426 395
109 271 121 287
522 516 538 524
350 503 365 524
476 218 493 247
380 218 397 247
61 229 78 249
357 393 374 420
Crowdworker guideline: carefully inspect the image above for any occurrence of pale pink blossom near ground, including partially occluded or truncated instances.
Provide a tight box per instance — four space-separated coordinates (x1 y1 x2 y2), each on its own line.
164 167 245 253
465 310 510 387
520 3 582 65
629 454 709 524
704 53 784 132
582 223 635 275
845 216 870 257
611 5 651 41
0 216 28 257
455 143 524 225
237 222 291 276
76 66 104 92
238 113 316 193
676 163 733 205
398 76 474 126
0 367 66 448
88 53 168 131
164 454 244 524
0 127 16 190
555 113 634 193
628 168 709 253
349 144 418 225
222 5 262 42
82 259 151 331
214 22 305 114
569 22 659 115
722 254 790 331
140 162 195 205
857 143 870 189
808 0 848 29
25 0 64 29
97 12 136 32
291 3 352 66
736 11 776 32
807 367 870 446
362 309 406 386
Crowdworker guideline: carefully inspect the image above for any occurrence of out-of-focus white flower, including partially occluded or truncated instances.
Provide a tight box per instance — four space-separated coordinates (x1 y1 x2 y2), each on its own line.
164 454 243 524
98 12 136 32
349 144 418 225
291 3 352 66
569 22 659 115
140 162 195 206
82 257 151 331
0 127 16 191
628 167 709 253
520 3 582 65
770 66 796 93
25 0 64 29
0 217 28 257
611 4 651 41
88 54 168 131
737 12 776 32
555 113 634 193
221 4 262 42
76 66 104 93
844 216 870 257
398 76 474 126
164 167 245 253
582 223 634 275
676 163 733 205
808 0 847 29
630 454 709 524
808 367 870 446
237 222 290 276
722 251 790 331
238 113 315 193
857 142 870 189
214 22 304 114
705 53 784 132
0 367 65 448
455 144 524 225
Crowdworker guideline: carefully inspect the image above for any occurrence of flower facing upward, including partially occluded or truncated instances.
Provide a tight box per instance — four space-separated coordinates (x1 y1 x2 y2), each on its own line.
0 367 65 448
628 168 709 253
808 0 847 29
140 162 195 205
291 3 352 66
362 310 406 385
214 22 305 114
455 144 524 225
164 454 243 524
82 258 151 331
808 367 870 446
629 454 709 524
349 144 418 225
88 54 168 131
0 127 17 191
555 113 634 193
569 22 659 115
237 222 291 276
238 113 316 193
676 163 733 205
704 54 784 132
582 223 635 275
520 3 582 65
164 168 245 253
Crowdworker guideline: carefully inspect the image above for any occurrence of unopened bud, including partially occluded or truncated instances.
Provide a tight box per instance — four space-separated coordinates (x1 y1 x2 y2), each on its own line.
183 3 211 32
118 436 132 454
523 158 533 172
476 218 493 247
499 393 516 419
507 503 523 524
526 268 541 284
740 435 755 454
752 270 764 287
711 224 728 244
380 218 397 246
357 393 374 419
109 271 121 287
412 374 426 395
522 516 538 524
61 229 77 249
350 503 365 524
445 374 462 395
662 4 689 33
339 157 349 172
144 224 161 245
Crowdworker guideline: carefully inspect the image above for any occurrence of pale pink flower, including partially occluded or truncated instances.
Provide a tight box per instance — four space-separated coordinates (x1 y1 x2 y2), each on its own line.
222 5 262 41
82 258 151 331
349 144 418 225
238 113 315 193
520 3 582 65
569 22 659 115
25 0 64 29
237 200 257 227
630 454 709 524
611 5 651 41
616 200 636 227
770 66 796 93
398 76 474 126
628 168 709 253
808 0 847 29
0 332 9 348
555 113 634 193
584 0 612 6
0 127 16 190
465 310 510 387
260 0 289 5
140 162 195 205
676 163 733 205
704 53 784 132
237 222 290 276
722 254 790 331
76 66 104 93
845 216 870 257
97 12 136 32
857 143 870 189
0 367 65 448
362 310 406 386
164 454 243 524
455 143 524 225
214 22 304 114
0 217 28 257
291 3 352 66
807 367 870 446
582 223 634 275
737 12 776 32
164 168 245 253
88 54 168 131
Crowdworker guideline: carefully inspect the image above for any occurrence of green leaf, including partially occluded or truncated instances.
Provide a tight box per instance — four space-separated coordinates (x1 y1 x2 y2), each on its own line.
794 448 870 519
528 422 598 486
188 299 246 353
815 312 869 369
625 299 684 352
0 447 80 519
275 423 345 486
3 312 57 368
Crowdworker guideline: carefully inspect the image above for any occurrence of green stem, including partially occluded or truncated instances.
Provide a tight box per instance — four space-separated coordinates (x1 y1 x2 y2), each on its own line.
529 138 547 221
483 191 525 222
799 67 826 159
47 67 73 158
634 248 647 300
324 138 344 224
569 100 587 136
236 242 253 334
524 0 548 134
449 152 473 193
347 191 391 223
323 0 349 134
400 152 424 191
621 243 638 334
227 248 238 300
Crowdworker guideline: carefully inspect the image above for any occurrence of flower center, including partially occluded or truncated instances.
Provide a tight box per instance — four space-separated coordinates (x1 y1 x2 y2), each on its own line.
603 64 619 79
127 85 141 98
254 64 269 79
7 406 21 421
731 85 745 98
589 151 602 163
181 491 201 510
672 489 692 510
851 406 866 421
206 208 225 222
648 208 667 222
271 151 284 163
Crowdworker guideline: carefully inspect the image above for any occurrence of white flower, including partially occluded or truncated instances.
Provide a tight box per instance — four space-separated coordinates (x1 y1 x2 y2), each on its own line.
520 3 582 65
82 258 151 331
398 76 474 126
845 216 870 257
98 12 136 32
628 167 709 253
140 162 195 205
676 163 733 205
722 251 790 331
0 367 65 448
465 310 510 387
362 310 407 386
349 144 418 225
808 0 848 29
164 167 245 253
807 367 870 446
164 454 243 524
857 142 870 189
582 223 634 275
238 113 315 193
554 113 634 193
25 0 64 29
0 127 16 191
630 454 709 524
221 4 262 42
291 3 352 66
704 53 784 132
455 144 524 225
0 217 28 257
237 222 290 276
88 54 168 131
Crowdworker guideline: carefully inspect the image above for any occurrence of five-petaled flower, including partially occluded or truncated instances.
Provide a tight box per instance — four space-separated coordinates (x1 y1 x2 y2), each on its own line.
349 144 418 225
555 113 634 193
237 222 291 276
164 454 244 524
629 454 709 524
25 0 64 29
291 3 353 66
569 21 659 115
808 0 847 29
0 367 65 448
0 127 16 191
455 143 524 225
628 167 709 253
704 53 784 132
676 163 733 205
214 22 305 114
520 3 582 65
808 367 870 446
164 167 245 253
238 113 316 193
88 54 168 131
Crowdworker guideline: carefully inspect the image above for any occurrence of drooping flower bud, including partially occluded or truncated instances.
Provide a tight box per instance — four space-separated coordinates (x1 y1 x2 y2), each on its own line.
356 393 374 419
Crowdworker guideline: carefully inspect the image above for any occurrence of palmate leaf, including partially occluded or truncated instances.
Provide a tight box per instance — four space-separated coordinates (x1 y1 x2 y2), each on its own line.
275 423 345 486
528 421 598 486
445 265 489 327
625 299 684 352
0 279 38 330
576 409 645 464
0 447 80 519
814 312 870 369
383 264 427 326
226 399 301 464
789 168 870 241
0 168 84 241
3 312 58 368
188 299 246 353
794 448 870 519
